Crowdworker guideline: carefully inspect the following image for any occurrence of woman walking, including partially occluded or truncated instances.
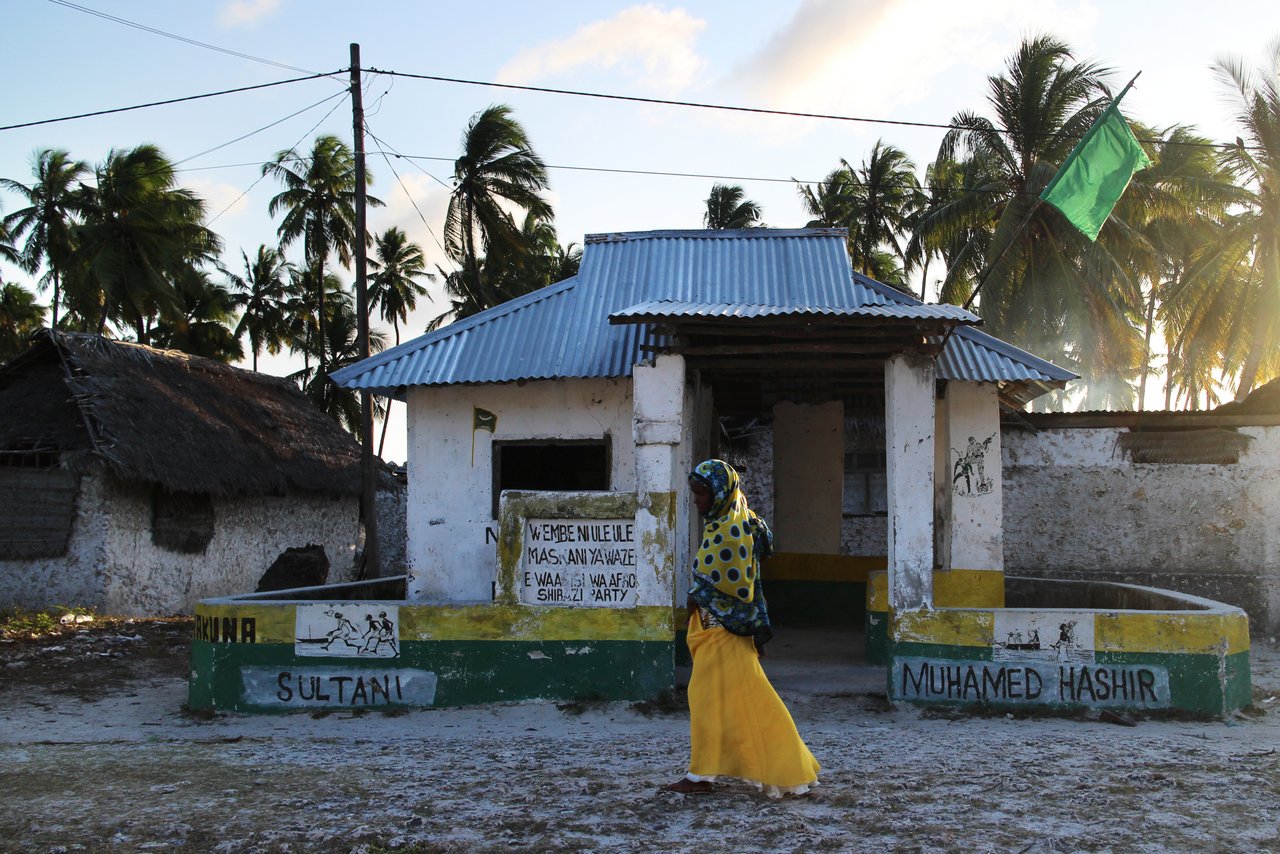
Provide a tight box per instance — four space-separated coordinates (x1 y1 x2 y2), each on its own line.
665 459 820 797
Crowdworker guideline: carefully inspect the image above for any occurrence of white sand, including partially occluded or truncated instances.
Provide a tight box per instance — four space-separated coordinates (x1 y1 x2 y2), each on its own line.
2 627 1278 852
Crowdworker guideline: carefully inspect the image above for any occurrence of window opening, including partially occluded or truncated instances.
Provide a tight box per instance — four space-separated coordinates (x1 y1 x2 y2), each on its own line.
492 440 610 518
152 489 215 554
843 415 887 516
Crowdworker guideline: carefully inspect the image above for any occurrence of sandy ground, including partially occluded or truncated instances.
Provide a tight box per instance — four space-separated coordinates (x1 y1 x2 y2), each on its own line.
2 620 1279 853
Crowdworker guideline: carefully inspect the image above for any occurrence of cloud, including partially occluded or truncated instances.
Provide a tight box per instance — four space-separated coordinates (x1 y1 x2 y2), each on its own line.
497 4 708 92
218 0 281 28
721 0 1100 142
370 169 453 274
186 178 251 221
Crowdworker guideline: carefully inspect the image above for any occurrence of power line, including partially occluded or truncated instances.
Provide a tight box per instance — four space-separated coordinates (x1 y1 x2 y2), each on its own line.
0 72 342 133
367 150 1018 195
362 125 450 258
209 95 350 225
47 0 344 81
368 67 1257 153
174 90 350 168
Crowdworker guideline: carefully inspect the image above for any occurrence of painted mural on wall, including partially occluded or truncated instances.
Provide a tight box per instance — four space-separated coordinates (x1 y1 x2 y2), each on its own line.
520 518 638 606
994 611 1094 663
294 604 400 658
952 433 995 496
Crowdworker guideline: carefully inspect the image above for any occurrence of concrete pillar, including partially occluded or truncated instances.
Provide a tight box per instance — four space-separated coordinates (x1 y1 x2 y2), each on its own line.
772 400 844 553
885 353 935 612
632 354 686 606
944 382 1003 573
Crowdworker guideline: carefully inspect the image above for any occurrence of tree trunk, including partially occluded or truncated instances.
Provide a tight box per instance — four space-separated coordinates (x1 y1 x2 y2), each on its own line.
1234 249 1278 401
315 257 327 378
1137 278 1159 412
50 271 60 330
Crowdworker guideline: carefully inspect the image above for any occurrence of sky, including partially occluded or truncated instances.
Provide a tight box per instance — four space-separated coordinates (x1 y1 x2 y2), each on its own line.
4 0 1278 461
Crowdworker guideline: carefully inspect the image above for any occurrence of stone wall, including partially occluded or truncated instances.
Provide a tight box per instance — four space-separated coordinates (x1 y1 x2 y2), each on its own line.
0 466 361 615
376 482 408 575
1002 425 1280 636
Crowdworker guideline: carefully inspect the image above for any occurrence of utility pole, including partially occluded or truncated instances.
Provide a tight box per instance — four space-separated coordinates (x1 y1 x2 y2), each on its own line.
350 43 379 578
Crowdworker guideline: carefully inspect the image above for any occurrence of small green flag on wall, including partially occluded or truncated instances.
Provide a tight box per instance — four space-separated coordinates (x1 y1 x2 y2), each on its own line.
473 407 497 432
1040 91 1152 241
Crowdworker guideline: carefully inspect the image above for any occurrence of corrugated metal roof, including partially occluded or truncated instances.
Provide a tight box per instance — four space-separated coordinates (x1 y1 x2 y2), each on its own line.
332 228 1076 395
610 298 980 323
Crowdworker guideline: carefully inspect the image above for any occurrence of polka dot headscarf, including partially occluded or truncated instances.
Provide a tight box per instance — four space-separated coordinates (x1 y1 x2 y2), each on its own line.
690 459 765 603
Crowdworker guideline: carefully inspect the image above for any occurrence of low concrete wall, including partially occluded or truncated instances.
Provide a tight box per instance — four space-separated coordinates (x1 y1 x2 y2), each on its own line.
888 579 1251 717
1003 425 1280 636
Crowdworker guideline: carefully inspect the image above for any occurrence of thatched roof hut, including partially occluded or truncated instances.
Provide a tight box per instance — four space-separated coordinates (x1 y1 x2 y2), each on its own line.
0 330 363 498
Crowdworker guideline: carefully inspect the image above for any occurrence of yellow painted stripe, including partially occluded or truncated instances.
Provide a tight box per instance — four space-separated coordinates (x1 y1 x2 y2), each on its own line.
894 609 994 647
195 602 677 644
865 569 1003 612
1095 610 1250 656
399 604 674 642
893 606 1250 656
766 553 883 583
935 569 1005 608
867 570 888 611
194 603 296 644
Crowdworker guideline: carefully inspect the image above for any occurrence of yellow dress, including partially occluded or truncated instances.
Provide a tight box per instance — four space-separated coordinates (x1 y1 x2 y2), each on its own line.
685 609 821 797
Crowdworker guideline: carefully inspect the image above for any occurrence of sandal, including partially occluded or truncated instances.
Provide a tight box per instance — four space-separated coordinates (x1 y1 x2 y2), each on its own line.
663 778 713 794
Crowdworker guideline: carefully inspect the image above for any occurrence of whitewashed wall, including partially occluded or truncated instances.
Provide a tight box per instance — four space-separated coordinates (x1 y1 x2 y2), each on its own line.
1003 425 1280 634
405 377 635 603
101 479 359 613
0 466 361 615
0 468 110 610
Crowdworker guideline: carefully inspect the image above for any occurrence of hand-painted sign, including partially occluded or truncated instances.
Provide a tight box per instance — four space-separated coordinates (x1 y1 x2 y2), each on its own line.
241 667 437 708
895 656 1170 707
520 518 638 606
994 611 1096 663
295 604 400 658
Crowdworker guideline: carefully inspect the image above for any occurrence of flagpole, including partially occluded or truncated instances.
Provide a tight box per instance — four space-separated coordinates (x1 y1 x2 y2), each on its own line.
936 71 1143 354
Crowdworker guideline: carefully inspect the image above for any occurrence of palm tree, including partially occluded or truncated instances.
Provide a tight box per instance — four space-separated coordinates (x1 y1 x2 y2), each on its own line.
845 141 921 286
905 156 995 304
222 245 295 371
443 105 552 299
263 135 380 378
368 227 433 456
369 228 432 348
0 282 46 360
150 268 244 362
290 287 387 436
703 184 762 228
1205 42 1280 400
918 35 1130 374
0 216 18 270
796 144 919 291
2 149 87 328
1119 126 1240 409
73 145 220 341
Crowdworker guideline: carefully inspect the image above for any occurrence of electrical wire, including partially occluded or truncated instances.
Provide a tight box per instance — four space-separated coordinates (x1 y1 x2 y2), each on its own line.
208 95 350 225
174 90 350 168
0 72 342 133
47 0 345 82
362 124 450 258
367 67 1260 153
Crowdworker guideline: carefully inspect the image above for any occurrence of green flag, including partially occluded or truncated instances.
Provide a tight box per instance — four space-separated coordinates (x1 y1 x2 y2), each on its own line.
473 407 497 432
1040 96 1152 241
